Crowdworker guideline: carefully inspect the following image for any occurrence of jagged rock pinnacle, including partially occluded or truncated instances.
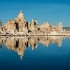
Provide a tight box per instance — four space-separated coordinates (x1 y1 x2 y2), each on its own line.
18 10 24 19
20 10 23 13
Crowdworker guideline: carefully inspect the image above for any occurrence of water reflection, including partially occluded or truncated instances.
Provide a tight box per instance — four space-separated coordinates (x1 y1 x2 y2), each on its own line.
0 36 70 60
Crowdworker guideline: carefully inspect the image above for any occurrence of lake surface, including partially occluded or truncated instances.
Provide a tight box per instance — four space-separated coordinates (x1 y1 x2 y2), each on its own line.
0 36 70 70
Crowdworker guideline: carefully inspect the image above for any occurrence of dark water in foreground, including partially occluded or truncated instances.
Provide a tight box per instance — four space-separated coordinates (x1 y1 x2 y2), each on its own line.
0 36 70 70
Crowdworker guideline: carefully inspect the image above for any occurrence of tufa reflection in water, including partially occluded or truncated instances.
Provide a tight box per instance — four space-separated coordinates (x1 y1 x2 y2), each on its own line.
0 36 69 60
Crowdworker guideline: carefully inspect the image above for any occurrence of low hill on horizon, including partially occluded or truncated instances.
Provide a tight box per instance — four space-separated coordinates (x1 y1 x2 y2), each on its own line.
63 27 70 31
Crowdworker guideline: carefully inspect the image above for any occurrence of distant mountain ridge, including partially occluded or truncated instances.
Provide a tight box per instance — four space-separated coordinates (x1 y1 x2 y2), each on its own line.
63 27 70 31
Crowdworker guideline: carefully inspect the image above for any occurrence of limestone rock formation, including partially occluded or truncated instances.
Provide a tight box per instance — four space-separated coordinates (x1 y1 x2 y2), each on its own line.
57 22 63 32
28 19 40 34
39 22 63 34
0 10 66 35
0 20 3 34
40 22 51 33
4 10 28 35
18 10 25 19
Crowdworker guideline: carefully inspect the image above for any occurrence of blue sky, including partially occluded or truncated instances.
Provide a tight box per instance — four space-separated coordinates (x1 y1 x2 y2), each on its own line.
0 0 70 26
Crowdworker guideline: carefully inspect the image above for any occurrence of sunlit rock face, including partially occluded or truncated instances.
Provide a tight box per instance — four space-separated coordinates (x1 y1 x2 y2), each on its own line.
57 22 63 32
28 19 40 34
0 10 67 35
39 22 63 34
40 22 51 33
4 10 28 35
4 20 16 34
16 10 26 29
18 10 25 19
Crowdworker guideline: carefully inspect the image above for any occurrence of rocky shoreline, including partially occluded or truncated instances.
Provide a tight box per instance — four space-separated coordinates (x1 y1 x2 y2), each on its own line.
0 10 70 36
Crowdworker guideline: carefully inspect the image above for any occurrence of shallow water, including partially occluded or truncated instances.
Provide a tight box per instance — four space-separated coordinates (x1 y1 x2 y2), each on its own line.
0 36 70 70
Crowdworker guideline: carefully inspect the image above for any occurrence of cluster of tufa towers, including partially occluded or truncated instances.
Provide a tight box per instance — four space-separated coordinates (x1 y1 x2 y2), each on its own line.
0 10 63 35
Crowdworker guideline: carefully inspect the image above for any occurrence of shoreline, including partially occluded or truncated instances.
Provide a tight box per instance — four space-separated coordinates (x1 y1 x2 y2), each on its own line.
0 31 70 36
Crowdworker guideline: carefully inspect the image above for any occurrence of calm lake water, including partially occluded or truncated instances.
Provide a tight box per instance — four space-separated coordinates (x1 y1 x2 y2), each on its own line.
0 36 70 70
